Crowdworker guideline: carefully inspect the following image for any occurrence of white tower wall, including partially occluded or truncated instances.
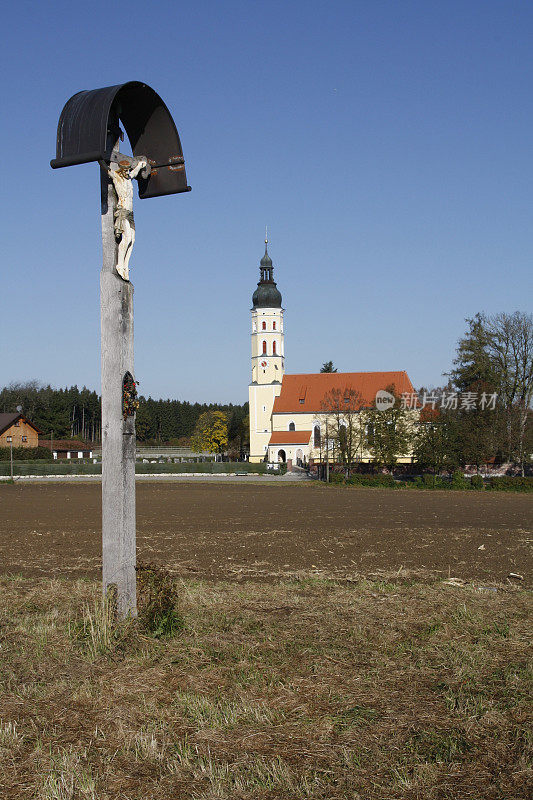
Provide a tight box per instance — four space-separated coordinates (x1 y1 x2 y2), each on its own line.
249 305 284 462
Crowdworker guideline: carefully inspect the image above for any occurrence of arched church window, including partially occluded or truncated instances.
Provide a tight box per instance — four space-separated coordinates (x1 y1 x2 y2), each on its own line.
262 321 266 330
262 341 267 355
289 422 295 431
273 321 276 330
272 341 277 355
314 425 321 447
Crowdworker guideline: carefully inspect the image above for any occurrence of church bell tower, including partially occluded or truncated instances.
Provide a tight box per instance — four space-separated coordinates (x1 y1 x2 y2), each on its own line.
248 237 285 462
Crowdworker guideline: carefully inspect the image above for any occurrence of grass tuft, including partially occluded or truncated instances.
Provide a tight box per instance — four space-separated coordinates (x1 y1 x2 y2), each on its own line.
38 748 96 800
0 720 24 748
174 689 278 727
70 596 129 660
132 727 167 762
405 728 470 763
136 562 184 637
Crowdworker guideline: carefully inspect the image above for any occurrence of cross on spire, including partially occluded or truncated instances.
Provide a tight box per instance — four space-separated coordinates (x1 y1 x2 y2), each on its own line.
259 230 273 283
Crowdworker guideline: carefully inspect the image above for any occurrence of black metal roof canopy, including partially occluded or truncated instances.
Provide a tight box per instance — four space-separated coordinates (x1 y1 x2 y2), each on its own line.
50 81 191 199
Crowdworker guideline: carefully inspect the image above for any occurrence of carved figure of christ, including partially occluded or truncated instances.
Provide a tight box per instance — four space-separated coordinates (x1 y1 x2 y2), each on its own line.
108 158 148 280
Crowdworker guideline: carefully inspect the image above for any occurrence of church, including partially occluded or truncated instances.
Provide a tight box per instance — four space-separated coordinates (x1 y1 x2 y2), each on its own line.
248 241 417 467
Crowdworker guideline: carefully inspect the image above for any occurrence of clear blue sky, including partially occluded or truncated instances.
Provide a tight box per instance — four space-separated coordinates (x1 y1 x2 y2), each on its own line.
1 0 532 402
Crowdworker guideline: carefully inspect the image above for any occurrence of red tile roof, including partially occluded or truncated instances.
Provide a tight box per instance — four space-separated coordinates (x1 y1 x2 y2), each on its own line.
268 430 312 445
272 372 415 414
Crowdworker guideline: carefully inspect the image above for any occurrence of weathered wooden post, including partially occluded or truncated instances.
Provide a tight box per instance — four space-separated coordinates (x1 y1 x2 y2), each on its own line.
51 82 190 617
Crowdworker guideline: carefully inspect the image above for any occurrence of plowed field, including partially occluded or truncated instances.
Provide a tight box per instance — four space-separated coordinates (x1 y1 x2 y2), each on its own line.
1 482 530 583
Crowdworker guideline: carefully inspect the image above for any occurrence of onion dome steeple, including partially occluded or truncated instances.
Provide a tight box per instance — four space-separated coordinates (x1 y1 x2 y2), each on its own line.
252 234 282 308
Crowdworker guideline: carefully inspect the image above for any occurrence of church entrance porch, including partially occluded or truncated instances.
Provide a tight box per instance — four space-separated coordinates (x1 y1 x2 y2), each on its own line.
277 449 286 463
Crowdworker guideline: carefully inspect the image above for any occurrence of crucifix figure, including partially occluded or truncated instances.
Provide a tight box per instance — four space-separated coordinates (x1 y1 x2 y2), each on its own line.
108 155 150 280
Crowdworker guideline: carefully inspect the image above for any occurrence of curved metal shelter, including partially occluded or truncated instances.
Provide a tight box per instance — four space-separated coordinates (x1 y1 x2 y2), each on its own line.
50 81 190 199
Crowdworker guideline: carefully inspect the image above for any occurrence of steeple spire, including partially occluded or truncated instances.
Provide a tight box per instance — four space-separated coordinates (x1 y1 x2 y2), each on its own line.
253 233 282 308
259 230 273 282
263 226 270 265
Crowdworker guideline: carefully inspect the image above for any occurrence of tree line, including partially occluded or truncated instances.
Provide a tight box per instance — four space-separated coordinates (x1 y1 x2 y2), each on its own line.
0 381 248 449
0 383 102 442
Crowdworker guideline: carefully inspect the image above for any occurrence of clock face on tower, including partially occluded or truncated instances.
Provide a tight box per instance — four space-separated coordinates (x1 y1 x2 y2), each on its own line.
261 360 268 367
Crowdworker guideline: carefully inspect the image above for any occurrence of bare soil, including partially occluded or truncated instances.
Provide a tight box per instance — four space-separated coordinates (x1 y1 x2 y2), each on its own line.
0 482 531 583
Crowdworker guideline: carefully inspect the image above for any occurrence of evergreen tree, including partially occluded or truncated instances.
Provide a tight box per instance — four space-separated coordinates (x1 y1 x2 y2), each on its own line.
320 361 337 373
450 313 499 391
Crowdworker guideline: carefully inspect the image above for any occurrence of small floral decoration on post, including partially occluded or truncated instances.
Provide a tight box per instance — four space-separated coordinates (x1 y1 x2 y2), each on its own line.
122 372 139 419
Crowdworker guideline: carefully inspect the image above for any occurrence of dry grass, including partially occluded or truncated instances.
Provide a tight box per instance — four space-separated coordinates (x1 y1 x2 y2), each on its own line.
38 747 97 799
0 573 530 799
69 596 120 660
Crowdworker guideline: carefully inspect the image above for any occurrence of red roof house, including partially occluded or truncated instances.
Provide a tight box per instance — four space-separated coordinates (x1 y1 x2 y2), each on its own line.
268 430 312 446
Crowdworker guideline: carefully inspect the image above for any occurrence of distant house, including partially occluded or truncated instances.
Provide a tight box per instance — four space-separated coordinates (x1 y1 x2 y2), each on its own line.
0 413 41 448
38 439 94 460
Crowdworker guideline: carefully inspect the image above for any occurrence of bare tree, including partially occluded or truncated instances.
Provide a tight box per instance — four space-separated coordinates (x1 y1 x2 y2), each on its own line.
486 312 533 474
319 387 365 475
